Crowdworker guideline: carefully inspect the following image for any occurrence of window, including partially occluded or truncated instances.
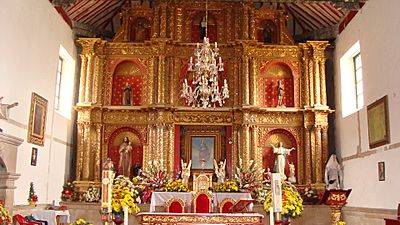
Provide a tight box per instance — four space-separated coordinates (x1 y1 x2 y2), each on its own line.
340 41 363 117
353 53 364 109
55 45 76 119
55 57 63 110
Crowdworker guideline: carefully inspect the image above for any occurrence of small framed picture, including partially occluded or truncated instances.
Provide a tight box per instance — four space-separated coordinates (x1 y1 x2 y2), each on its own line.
31 147 38 166
378 161 385 181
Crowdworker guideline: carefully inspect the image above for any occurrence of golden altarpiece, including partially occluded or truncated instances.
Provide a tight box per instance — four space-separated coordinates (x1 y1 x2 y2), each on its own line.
74 0 332 191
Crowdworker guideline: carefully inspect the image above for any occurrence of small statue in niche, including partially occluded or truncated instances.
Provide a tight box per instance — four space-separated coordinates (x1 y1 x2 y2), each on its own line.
265 167 272 182
277 80 285 107
118 137 133 177
199 16 207 41
135 21 146 42
263 22 275 44
324 154 343 190
0 97 18 120
288 162 297 183
271 142 294 180
122 83 133 106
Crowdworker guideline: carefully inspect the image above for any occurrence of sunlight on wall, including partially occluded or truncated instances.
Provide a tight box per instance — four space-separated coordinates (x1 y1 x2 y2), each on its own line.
340 41 361 118
57 45 75 119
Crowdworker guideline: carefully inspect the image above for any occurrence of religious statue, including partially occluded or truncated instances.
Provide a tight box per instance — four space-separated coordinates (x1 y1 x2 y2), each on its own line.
118 137 132 177
288 162 297 183
122 83 132 106
0 97 18 120
181 159 192 187
272 142 295 180
325 154 343 190
213 159 226 183
277 80 284 107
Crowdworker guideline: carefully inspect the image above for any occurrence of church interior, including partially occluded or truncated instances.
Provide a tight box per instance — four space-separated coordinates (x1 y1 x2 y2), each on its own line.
0 0 399 224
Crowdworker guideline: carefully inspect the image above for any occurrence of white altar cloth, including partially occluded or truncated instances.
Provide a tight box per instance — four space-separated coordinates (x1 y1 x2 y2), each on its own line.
32 210 70 225
150 192 253 212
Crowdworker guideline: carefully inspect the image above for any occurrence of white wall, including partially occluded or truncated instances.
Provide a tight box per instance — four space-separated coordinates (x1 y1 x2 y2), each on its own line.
334 0 400 209
0 0 76 205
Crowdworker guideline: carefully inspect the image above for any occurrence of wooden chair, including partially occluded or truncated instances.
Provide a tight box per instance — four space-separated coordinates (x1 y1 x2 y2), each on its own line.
219 198 236 213
165 197 186 213
192 190 213 213
13 214 42 225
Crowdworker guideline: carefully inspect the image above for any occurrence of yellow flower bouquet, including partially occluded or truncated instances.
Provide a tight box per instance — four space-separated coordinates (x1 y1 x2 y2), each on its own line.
214 180 239 192
263 182 304 219
0 202 12 225
69 218 93 225
112 175 140 215
163 179 189 192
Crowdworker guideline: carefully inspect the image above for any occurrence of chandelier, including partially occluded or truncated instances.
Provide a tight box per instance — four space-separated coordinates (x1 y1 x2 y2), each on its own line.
180 0 229 108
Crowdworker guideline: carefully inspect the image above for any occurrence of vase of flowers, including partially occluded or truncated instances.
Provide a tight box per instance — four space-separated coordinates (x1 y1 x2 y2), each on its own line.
111 175 140 218
163 179 189 192
27 182 38 206
0 202 12 225
263 182 304 223
234 158 264 192
61 181 75 201
69 218 93 225
214 180 239 192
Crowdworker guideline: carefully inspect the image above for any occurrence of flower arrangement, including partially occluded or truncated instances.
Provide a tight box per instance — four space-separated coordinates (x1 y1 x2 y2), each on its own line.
0 202 12 225
298 186 320 204
252 181 271 204
69 218 93 225
27 182 38 205
214 180 239 192
263 182 304 219
111 175 140 215
234 158 264 192
61 181 75 201
141 160 170 191
83 186 100 202
163 179 189 192
338 222 346 225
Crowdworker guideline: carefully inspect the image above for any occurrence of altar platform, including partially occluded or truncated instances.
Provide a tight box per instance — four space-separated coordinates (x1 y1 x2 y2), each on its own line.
138 212 263 225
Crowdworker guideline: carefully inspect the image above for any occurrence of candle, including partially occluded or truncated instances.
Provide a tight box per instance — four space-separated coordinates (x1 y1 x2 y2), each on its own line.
123 205 128 225
269 207 274 225
190 57 193 64
215 42 217 48
219 57 222 63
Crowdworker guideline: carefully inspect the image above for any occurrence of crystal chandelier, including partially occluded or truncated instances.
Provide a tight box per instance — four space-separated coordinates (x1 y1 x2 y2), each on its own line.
180 0 229 108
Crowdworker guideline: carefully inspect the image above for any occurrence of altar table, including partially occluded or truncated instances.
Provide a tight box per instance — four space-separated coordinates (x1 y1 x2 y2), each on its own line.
150 192 253 212
32 210 70 225
138 212 264 225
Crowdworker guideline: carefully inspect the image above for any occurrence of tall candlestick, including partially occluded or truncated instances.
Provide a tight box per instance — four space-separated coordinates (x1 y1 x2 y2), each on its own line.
269 207 274 225
215 42 217 48
123 205 128 225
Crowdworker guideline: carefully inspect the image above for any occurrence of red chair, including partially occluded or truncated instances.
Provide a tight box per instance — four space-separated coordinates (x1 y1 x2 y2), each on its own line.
165 197 185 213
219 198 236 213
13 214 42 225
192 191 212 213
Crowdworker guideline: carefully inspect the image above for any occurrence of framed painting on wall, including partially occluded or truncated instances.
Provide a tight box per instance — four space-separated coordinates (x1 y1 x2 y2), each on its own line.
27 92 48 146
191 136 215 170
31 147 38 166
367 95 390 149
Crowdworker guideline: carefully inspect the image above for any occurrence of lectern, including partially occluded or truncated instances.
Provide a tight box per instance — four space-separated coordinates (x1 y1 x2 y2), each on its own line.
320 189 352 225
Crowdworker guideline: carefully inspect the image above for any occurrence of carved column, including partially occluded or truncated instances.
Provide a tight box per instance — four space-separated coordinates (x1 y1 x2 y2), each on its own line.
160 3 167 38
93 54 105 105
249 8 256 40
300 43 311 107
76 122 84 180
251 125 260 167
322 126 329 168
82 123 91 180
249 57 257 106
175 7 183 42
78 55 88 103
308 56 314 107
242 56 250 105
304 125 312 184
166 124 174 174
320 58 327 106
149 56 157 105
242 5 249 39
156 124 165 168
313 57 321 106
242 124 251 167
85 54 94 103
153 6 160 38
226 7 233 42
315 126 323 183
232 125 240 175
157 55 165 104
94 123 103 181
